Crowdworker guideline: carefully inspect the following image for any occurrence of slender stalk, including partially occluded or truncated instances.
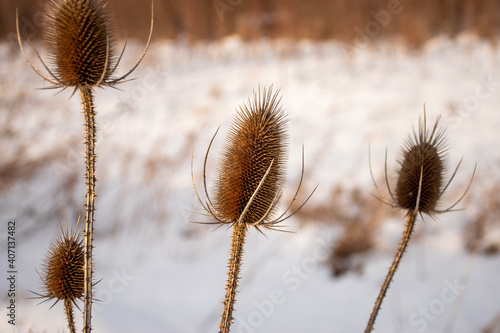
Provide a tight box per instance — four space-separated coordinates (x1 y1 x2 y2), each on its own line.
365 213 417 333
64 298 76 333
81 85 96 333
219 222 247 333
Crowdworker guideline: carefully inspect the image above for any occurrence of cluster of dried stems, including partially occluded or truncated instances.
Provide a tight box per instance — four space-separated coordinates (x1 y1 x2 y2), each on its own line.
17 1 478 333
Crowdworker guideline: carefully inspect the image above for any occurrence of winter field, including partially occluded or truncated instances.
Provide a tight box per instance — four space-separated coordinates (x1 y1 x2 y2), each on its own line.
1 34 500 332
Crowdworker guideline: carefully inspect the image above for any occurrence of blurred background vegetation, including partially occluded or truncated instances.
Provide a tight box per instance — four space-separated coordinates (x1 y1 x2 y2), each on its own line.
3 0 500 46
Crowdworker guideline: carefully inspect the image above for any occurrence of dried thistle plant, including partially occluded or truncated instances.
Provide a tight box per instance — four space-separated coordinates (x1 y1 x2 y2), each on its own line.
192 87 315 333
365 111 476 332
17 0 153 91
17 1 153 331
33 221 84 333
43 0 116 89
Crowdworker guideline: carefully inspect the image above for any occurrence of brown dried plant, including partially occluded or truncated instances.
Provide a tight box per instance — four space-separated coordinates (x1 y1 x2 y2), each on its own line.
192 87 315 333
33 221 84 333
17 1 153 331
365 111 476 332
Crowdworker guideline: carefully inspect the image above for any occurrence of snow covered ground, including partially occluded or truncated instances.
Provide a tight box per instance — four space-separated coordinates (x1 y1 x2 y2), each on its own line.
1 34 500 332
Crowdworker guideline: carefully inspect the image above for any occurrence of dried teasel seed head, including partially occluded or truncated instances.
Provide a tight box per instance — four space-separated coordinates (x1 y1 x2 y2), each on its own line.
395 113 447 214
43 0 115 88
215 87 288 225
39 223 85 305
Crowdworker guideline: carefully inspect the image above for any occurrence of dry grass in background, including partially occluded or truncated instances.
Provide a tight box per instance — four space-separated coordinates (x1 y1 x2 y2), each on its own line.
293 183 395 277
0 87 82 237
464 179 500 255
4 0 500 45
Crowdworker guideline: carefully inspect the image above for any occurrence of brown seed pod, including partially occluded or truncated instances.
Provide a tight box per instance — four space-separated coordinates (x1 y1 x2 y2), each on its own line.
43 0 115 88
394 114 447 214
33 221 84 333
370 111 474 216
38 222 84 305
192 86 315 231
215 87 288 225
17 0 154 91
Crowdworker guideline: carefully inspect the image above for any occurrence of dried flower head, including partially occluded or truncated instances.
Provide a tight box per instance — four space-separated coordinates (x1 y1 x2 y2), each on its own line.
38 222 84 306
17 0 154 90
32 221 85 333
395 114 447 214
370 110 476 216
192 86 315 231
43 0 115 88
215 88 288 225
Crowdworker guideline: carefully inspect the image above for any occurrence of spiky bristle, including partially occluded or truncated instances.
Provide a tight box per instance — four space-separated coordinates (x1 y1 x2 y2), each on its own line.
40 223 84 304
395 114 447 214
215 87 288 225
44 0 115 88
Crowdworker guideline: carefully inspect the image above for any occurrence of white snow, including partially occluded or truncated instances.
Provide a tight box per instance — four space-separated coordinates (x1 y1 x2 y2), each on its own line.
1 33 500 332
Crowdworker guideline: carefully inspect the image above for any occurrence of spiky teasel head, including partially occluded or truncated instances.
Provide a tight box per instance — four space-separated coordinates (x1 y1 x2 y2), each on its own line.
370 110 475 217
36 221 84 306
43 0 115 88
215 87 288 226
17 0 153 91
192 86 315 231
394 113 447 214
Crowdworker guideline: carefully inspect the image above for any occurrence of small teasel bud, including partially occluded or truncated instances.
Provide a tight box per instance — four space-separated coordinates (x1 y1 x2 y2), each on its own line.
43 228 84 302
215 87 288 226
43 0 115 88
395 114 447 214
35 222 84 333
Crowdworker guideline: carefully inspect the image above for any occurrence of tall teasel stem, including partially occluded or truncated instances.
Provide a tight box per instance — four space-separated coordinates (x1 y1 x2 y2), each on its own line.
81 85 96 332
220 222 247 332
366 111 475 332
365 212 417 333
